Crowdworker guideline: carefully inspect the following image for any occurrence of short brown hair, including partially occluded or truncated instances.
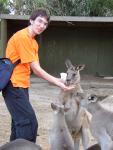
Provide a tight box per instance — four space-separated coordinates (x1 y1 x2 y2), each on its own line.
29 8 50 23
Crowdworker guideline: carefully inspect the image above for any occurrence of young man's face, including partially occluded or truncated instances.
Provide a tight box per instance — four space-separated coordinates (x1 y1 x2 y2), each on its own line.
30 16 48 35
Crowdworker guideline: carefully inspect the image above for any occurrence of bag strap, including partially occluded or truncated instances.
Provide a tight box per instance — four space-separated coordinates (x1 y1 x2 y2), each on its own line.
13 59 21 67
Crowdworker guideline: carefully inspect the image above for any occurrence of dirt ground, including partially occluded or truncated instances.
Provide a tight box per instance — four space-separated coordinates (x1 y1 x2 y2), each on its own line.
0 74 113 149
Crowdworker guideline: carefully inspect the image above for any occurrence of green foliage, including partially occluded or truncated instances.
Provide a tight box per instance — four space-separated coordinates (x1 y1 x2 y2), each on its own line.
0 0 10 14
88 0 113 16
8 0 48 15
47 0 113 16
47 0 89 16
1 0 113 16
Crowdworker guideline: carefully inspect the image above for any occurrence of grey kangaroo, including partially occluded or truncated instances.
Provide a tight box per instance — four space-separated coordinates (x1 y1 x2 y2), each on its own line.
58 59 90 150
87 143 101 150
80 94 113 150
49 103 75 150
0 139 42 150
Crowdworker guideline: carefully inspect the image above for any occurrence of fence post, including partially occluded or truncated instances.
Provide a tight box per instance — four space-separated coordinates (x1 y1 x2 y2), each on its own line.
0 19 7 57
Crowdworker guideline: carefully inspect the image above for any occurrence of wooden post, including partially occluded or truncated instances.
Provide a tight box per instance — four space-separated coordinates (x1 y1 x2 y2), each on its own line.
0 19 7 57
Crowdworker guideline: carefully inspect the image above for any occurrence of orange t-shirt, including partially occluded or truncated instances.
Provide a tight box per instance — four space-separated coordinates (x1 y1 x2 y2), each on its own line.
6 27 39 88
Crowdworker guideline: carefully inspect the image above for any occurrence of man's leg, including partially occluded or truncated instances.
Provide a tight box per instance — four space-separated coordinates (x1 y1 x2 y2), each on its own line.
10 119 16 141
2 81 38 142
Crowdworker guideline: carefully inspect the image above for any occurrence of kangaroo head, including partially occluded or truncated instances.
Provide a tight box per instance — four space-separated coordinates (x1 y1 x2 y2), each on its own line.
65 59 85 86
51 103 70 114
88 95 108 102
80 94 108 109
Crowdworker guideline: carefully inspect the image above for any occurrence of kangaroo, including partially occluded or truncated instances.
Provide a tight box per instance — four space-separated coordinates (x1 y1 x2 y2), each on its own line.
80 94 113 150
49 103 75 150
58 59 90 150
0 139 42 150
87 143 101 150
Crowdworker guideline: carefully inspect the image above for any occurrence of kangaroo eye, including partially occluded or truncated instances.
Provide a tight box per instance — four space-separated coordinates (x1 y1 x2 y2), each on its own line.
88 96 95 100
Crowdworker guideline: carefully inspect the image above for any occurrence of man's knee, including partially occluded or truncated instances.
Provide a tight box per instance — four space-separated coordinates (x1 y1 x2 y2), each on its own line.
15 117 38 141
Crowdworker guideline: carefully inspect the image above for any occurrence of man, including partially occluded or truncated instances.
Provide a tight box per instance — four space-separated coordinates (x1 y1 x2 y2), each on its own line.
2 8 75 143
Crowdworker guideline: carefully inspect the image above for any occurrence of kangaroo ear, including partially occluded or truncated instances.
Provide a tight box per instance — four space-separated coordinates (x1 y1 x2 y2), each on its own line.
65 59 73 68
76 64 85 71
76 92 86 99
51 103 57 110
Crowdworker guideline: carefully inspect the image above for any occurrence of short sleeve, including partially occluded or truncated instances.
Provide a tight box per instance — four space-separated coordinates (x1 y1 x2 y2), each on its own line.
16 34 39 63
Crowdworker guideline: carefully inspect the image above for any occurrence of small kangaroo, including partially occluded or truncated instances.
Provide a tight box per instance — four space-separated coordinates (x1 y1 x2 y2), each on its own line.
0 139 42 150
80 94 113 150
58 59 90 150
49 103 75 150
